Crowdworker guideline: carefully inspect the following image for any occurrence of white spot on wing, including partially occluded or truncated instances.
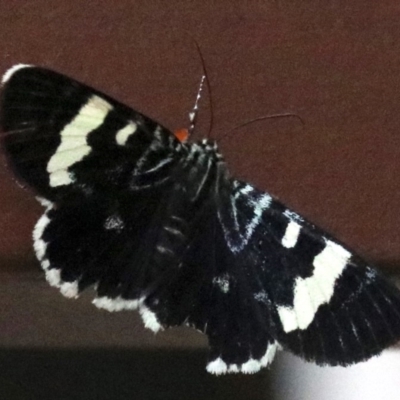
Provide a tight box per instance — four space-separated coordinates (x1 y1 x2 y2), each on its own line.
206 358 228 375
104 215 124 231
260 342 278 367
365 267 377 280
139 303 163 333
116 121 137 145
48 146 92 172
41 260 50 270
277 306 298 332
48 170 73 187
33 203 53 261
278 240 351 332
212 274 230 293
52 135 88 151
2 64 33 84
93 296 139 311
60 281 79 299
47 95 113 187
206 342 278 375
241 358 261 374
45 268 61 288
33 214 50 260
282 220 301 248
35 197 53 207
228 364 239 373
313 241 351 300
254 290 269 304
238 183 253 196
33 203 80 297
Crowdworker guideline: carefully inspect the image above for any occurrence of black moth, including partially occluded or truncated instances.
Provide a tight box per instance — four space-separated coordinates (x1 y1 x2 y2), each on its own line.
1 64 400 375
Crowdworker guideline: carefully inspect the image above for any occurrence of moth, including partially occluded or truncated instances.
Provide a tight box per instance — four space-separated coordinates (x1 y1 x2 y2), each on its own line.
1 64 400 375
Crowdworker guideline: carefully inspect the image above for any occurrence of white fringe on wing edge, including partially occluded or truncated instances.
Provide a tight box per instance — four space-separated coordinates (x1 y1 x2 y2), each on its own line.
33 201 163 333
2 64 33 85
206 342 278 375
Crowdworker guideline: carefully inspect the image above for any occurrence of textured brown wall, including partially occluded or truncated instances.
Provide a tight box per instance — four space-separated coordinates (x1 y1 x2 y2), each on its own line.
0 1 400 399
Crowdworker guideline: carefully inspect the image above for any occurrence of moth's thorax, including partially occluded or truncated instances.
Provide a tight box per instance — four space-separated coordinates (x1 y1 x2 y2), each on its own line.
184 138 224 163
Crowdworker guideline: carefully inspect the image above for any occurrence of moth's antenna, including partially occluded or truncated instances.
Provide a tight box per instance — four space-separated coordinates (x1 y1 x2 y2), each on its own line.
188 74 206 137
185 33 214 139
219 112 304 142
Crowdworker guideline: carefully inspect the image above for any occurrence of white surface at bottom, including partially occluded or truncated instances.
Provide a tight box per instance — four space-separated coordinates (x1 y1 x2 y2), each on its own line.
272 349 400 400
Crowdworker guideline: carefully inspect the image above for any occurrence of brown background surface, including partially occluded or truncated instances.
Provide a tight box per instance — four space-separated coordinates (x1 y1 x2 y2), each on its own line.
0 1 400 399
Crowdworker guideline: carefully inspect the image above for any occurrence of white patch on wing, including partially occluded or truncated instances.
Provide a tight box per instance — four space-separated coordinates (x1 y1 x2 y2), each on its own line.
33 214 50 260
206 342 278 375
104 215 124 231
212 274 230 293
278 240 351 333
45 268 61 288
48 146 92 172
228 364 239 373
241 358 261 374
53 135 88 151
93 296 139 311
33 204 61 291
33 203 80 297
139 303 163 333
35 197 53 207
277 306 298 332
116 121 137 145
47 95 113 187
33 203 54 261
2 63 33 84
241 183 253 195
260 342 278 367
282 220 301 248
254 290 269 304
206 358 228 375
48 170 74 187
60 281 79 299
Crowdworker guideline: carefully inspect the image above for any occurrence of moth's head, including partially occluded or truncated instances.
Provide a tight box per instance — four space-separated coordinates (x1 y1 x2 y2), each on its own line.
174 126 220 151
199 138 218 152
198 138 224 162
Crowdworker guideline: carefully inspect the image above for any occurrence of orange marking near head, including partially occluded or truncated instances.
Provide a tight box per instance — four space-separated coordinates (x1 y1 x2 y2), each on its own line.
174 128 189 142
